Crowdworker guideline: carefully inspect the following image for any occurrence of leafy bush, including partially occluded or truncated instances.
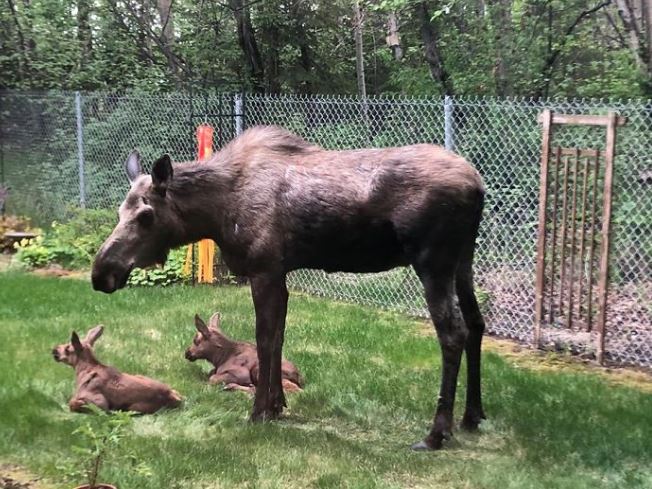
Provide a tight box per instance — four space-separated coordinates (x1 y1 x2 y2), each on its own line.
14 208 116 269
127 247 189 287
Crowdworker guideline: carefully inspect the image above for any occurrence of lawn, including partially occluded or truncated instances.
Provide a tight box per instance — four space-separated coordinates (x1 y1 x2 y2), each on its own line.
1 271 651 489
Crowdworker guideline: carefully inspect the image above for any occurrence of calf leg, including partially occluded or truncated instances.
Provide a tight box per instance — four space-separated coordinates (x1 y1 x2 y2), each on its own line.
69 392 109 413
250 273 289 422
457 260 486 430
413 264 468 451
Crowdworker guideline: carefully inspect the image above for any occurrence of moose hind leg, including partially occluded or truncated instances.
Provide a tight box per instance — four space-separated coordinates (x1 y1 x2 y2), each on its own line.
413 265 468 451
457 261 487 430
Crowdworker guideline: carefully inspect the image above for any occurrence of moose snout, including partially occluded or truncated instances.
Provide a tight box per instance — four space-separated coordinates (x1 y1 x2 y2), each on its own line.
91 258 133 294
92 269 116 293
52 348 60 361
185 349 197 361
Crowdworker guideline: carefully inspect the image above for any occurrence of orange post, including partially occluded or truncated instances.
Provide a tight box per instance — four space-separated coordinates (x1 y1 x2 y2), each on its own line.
184 125 215 283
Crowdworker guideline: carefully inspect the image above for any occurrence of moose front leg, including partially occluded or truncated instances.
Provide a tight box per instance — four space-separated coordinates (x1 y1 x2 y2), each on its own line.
250 273 289 422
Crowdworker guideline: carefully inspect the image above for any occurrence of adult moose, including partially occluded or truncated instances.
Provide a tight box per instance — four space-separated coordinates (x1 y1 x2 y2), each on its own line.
92 126 486 450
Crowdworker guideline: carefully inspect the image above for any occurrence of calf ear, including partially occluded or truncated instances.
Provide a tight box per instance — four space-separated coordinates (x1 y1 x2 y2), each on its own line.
208 312 222 331
125 150 143 184
71 332 83 353
84 325 104 346
151 154 173 197
194 314 211 337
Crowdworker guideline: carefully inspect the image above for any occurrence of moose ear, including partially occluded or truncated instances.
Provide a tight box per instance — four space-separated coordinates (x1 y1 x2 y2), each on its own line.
125 150 143 184
208 312 222 330
84 325 104 346
151 154 173 197
71 331 83 353
194 314 210 337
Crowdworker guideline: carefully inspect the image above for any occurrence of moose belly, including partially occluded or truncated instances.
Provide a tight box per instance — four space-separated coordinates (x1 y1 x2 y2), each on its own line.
286 217 409 273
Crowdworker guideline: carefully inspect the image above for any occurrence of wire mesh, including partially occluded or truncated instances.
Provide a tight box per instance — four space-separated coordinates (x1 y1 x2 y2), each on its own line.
1 91 650 367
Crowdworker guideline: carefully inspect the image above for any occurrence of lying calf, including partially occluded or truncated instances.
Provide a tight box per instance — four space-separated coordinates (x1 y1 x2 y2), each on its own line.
53 325 182 414
185 313 304 393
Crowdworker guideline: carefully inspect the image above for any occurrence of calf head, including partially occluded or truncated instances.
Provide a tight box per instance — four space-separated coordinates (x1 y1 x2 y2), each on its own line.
92 151 180 293
185 313 227 362
52 325 104 367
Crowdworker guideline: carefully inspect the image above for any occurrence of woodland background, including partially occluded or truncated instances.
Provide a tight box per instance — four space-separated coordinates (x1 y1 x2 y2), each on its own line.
2 0 652 98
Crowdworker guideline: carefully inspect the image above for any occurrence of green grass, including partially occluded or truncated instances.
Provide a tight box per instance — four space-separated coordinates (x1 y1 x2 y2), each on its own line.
1 272 651 489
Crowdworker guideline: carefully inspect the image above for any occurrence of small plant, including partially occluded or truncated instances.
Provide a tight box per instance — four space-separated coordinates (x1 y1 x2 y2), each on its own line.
62 405 150 489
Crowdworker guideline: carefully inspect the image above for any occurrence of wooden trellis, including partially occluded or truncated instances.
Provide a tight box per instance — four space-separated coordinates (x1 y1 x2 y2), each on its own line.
534 110 626 363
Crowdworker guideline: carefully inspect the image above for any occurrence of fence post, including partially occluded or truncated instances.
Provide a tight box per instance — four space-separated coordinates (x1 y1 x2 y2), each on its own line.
444 95 455 152
234 93 244 136
75 91 86 208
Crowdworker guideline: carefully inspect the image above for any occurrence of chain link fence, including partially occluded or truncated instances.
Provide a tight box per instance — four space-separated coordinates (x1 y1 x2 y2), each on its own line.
1 91 650 368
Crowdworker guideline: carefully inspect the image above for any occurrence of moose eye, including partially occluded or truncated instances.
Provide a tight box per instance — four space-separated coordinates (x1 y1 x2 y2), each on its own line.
137 208 154 227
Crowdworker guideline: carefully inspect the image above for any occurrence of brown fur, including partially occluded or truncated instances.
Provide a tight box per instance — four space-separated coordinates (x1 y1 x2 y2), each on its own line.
92 126 486 450
52 326 182 414
185 313 303 393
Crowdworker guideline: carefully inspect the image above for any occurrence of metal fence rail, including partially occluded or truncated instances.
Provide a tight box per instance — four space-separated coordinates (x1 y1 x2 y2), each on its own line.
1 91 650 368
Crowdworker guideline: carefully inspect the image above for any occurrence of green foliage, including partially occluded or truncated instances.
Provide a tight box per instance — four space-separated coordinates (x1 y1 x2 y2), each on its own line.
127 247 189 287
60 405 151 488
14 208 115 269
1 0 648 98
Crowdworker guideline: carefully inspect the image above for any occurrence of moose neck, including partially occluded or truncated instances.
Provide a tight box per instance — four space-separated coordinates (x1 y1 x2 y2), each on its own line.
167 163 232 246
74 353 101 374
208 334 239 367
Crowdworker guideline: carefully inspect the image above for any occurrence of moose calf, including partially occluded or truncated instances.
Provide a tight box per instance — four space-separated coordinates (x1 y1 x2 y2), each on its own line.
52 325 182 414
185 313 303 393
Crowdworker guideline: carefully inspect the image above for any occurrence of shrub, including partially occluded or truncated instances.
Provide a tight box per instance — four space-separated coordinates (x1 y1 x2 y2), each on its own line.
14 208 115 269
127 247 189 287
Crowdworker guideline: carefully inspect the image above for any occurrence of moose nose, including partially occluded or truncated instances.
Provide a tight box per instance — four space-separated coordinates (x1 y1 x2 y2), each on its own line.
52 348 60 360
185 349 196 361
91 271 116 293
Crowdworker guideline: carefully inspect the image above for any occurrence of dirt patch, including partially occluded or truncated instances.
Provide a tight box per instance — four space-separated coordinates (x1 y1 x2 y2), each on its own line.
31 264 88 280
0 465 54 489
0 254 12 271
477 266 652 368
483 336 652 393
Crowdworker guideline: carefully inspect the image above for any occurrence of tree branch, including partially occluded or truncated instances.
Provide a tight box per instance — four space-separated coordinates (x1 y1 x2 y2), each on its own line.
534 0 612 98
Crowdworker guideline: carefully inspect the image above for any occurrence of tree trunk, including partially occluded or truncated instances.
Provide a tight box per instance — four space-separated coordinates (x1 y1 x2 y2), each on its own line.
77 0 93 70
261 2 281 93
353 0 366 97
157 0 177 79
417 1 454 96
491 0 513 96
644 0 652 70
229 0 264 91
157 0 175 44
386 12 402 61
615 0 645 69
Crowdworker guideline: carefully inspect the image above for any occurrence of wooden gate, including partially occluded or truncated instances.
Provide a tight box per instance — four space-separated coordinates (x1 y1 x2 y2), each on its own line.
534 111 626 363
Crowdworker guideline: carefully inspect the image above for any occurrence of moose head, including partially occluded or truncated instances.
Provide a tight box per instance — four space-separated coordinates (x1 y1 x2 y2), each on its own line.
91 151 179 293
185 313 229 362
52 325 104 367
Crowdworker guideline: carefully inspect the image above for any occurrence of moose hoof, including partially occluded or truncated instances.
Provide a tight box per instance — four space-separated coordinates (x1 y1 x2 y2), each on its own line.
461 410 486 431
410 438 442 451
250 409 281 423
